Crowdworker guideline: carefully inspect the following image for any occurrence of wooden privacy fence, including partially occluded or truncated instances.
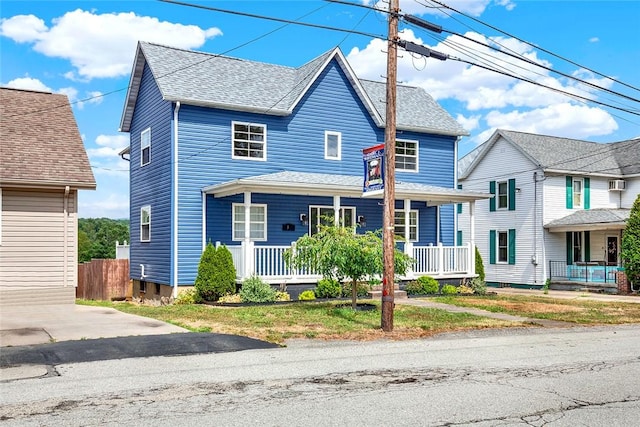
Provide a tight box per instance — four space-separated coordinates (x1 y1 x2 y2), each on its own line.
77 259 130 300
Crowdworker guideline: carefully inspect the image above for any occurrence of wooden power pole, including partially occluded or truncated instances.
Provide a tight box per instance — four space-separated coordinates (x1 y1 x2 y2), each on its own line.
381 0 399 332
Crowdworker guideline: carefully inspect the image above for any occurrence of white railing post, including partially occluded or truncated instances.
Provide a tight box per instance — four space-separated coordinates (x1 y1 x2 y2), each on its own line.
290 242 297 280
468 241 475 276
438 242 444 277
404 241 414 279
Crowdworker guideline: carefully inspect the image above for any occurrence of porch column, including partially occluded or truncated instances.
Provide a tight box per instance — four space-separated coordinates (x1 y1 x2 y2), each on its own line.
436 205 441 243
333 195 341 226
244 191 253 278
469 200 476 276
404 199 412 255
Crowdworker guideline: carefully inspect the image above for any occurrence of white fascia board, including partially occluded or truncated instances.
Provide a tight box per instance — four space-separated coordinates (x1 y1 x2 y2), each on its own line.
162 97 290 116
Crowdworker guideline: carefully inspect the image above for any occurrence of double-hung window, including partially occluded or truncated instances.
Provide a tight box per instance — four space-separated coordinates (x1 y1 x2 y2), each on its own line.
490 229 516 265
140 206 151 242
232 204 267 241
309 206 355 235
572 178 583 208
497 231 508 263
497 181 508 209
325 131 341 160
395 139 418 172
394 210 418 241
141 128 151 166
232 122 266 160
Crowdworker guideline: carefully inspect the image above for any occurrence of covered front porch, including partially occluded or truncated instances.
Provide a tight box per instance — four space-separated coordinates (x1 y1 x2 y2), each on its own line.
545 208 629 293
202 171 489 284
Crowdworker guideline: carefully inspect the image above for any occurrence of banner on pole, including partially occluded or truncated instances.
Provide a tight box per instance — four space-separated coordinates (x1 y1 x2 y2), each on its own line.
362 143 385 196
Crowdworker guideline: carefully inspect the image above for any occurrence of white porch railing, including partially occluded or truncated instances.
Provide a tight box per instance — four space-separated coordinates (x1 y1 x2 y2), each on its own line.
222 241 474 284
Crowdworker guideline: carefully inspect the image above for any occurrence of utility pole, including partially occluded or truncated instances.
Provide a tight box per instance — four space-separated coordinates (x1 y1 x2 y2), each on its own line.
381 0 399 332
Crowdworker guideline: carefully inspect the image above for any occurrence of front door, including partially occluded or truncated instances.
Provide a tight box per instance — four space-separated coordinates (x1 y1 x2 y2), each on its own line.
606 235 618 265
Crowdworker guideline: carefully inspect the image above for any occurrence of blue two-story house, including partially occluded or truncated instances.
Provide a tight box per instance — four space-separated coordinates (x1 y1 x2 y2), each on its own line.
120 42 488 299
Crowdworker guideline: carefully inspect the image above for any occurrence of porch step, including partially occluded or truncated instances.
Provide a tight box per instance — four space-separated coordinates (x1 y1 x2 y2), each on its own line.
550 282 618 294
368 285 408 300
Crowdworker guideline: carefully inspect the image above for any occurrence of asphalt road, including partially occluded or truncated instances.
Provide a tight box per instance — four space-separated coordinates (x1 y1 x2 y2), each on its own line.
2 324 639 426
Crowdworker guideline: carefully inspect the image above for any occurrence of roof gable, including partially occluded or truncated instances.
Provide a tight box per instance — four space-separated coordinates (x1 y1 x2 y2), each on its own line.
120 42 466 137
0 87 96 189
459 129 640 179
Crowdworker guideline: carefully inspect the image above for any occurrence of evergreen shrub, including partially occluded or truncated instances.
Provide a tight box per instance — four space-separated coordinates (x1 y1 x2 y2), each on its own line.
315 278 342 298
239 275 277 303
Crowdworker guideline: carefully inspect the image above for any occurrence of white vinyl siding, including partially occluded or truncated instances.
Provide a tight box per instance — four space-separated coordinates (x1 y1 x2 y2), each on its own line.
232 122 266 160
141 127 151 166
396 139 418 172
232 204 267 241
324 131 341 160
0 189 77 289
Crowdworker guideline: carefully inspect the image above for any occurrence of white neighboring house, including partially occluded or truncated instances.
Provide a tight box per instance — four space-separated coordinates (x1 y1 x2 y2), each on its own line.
457 129 640 290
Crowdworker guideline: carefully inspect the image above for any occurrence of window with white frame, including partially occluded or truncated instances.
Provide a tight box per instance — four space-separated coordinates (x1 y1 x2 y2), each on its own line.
140 206 151 242
141 128 151 166
309 206 355 235
324 131 341 160
395 139 418 172
394 210 418 241
497 231 508 263
497 181 508 209
573 178 583 208
232 204 267 241
572 231 583 263
232 122 266 160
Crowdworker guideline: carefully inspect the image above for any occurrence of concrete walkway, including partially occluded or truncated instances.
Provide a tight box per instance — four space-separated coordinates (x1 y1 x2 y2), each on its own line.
491 287 640 303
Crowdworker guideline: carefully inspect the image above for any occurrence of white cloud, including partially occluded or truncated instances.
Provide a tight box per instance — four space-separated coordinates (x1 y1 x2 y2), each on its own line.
79 192 129 219
5 77 51 92
367 0 512 17
0 9 223 79
589 37 600 43
95 134 129 149
456 114 481 132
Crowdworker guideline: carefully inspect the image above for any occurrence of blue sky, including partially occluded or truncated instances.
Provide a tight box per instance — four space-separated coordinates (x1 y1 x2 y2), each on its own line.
2 0 639 219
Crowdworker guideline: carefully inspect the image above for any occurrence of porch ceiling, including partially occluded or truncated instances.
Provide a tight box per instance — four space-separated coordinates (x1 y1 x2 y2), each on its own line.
202 171 490 204
544 208 630 232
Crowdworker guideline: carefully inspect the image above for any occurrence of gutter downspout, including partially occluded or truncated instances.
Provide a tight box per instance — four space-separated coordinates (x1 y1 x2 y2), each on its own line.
533 172 538 285
173 102 181 299
63 186 70 287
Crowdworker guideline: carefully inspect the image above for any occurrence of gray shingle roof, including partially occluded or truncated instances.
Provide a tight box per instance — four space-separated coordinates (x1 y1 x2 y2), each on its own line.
203 171 489 203
459 129 640 179
544 208 630 229
120 42 467 137
0 87 96 189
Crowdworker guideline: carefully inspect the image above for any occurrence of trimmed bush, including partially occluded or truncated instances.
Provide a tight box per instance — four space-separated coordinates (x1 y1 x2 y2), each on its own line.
404 280 424 295
218 293 242 303
298 289 316 301
275 291 291 301
458 284 474 294
441 284 458 295
341 282 370 298
214 245 237 295
315 278 342 298
475 246 485 283
194 243 237 301
194 243 217 301
417 275 439 294
174 288 202 305
239 275 277 303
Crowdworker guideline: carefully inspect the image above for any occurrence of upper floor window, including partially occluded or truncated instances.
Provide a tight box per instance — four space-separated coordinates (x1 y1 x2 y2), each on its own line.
232 204 267 241
140 206 151 242
498 181 508 209
396 139 418 172
141 128 151 166
309 206 355 235
325 131 341 160
573 178 583 208
394 210 418 241
497 230 508 263
232 122 266 160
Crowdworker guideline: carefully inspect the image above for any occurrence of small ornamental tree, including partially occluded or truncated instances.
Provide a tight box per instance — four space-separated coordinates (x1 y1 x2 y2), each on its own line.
621 194 640 289
285 225 414 309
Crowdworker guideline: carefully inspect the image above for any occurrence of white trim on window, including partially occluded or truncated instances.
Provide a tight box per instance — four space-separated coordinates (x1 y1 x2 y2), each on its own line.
232 121 267 161
232 203 267 241
396 139 418 172
324 131 341 160
309 205 355 235
141 127 151 166
572 178 583 208
497 181 508 209
140 205 151 242
394 210 418 242
497 230 508 264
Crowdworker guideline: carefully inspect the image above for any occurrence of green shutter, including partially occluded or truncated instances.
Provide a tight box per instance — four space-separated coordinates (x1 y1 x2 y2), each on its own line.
584 177 590 210
508 229 516 265
457 184 462 214
457 230 462 246
489 181 496 212
508 178 516 211
566 176 573 209
585 231 590 261
566 232 573 264
489 230 496 264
